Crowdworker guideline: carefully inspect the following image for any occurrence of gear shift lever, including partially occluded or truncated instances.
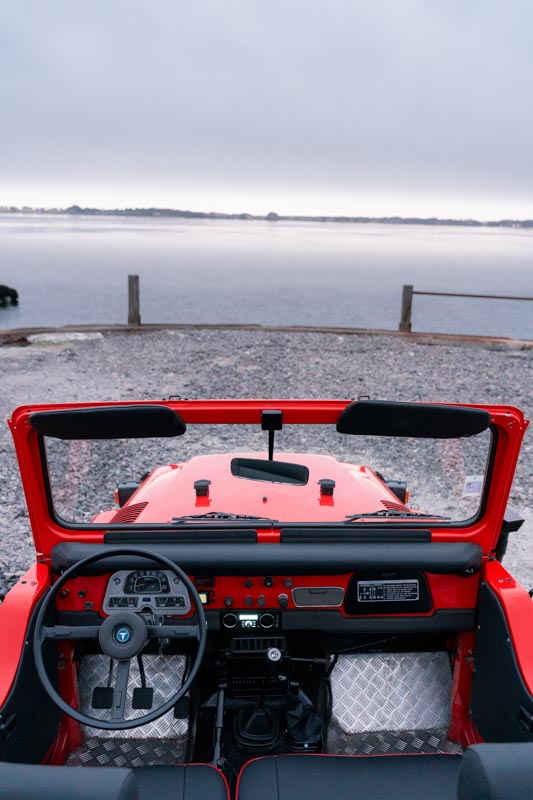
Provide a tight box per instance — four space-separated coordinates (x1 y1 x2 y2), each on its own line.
233 647 283 750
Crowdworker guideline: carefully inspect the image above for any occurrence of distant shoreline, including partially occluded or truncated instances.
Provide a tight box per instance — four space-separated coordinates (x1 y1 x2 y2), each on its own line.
1 204 533 229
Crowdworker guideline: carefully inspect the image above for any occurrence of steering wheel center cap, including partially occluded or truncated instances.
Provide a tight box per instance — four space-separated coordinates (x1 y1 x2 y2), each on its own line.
115 626 132 644
99 612 147 660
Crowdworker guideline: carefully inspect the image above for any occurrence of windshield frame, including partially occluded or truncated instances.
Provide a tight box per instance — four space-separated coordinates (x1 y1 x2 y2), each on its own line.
36 419 497 532
8 399 527 559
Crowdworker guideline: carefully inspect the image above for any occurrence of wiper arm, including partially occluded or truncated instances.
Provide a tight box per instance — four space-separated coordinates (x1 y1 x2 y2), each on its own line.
345 510 451 521
171 511 278 523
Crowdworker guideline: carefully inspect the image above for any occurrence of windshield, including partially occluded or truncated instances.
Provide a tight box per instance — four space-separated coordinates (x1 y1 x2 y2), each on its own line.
42 423 493 527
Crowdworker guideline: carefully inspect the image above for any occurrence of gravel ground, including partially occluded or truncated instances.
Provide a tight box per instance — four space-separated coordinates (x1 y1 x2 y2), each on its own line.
0 329 531 595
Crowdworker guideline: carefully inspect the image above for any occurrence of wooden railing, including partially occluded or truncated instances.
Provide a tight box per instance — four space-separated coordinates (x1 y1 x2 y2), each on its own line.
399 284 533 333
127 275 532 334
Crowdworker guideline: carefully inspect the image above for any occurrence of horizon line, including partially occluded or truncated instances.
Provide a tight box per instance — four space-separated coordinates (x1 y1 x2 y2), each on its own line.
1 204 533 229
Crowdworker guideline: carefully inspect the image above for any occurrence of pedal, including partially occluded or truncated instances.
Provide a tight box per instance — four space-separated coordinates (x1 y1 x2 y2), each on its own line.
174 696 189 719
132 687 154 709
92 687 114 709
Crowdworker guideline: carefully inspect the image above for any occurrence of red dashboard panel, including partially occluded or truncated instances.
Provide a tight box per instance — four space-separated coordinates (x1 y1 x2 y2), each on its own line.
54 571 480 618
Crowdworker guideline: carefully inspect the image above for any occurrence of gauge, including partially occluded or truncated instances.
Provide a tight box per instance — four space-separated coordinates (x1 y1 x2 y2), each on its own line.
135 575 162 593
124 570 170 595
108 597 139 608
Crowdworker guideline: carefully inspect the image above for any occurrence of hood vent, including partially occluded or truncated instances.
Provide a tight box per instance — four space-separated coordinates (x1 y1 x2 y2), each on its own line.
381 500 407 511
110 501 149 524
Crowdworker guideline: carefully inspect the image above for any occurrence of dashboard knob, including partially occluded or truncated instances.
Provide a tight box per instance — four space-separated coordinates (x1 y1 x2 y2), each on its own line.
263 576 274 588
245 596 253 607
258 595 266 607
224 596 233 607
278 593 289 609
267 647 282 663
244 579 253 588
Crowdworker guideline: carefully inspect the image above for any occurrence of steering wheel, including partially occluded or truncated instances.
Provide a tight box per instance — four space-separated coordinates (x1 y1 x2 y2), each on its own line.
33 547 207 730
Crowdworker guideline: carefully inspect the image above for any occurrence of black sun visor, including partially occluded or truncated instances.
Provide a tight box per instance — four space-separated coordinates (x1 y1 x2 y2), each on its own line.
336 400 491 439
30 405 186 440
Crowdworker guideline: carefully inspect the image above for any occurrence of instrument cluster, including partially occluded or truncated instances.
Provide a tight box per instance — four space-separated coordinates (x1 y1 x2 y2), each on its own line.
103 569 191 615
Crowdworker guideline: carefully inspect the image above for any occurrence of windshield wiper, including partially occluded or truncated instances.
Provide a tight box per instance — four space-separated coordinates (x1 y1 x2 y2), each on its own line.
345 510 451 522
171 511 278 523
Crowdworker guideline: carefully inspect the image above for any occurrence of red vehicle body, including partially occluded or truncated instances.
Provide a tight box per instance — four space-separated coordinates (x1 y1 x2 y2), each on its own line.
0 398 531 800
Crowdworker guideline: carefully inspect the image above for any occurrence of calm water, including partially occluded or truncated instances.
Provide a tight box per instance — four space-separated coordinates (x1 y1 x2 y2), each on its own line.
0 214 532 338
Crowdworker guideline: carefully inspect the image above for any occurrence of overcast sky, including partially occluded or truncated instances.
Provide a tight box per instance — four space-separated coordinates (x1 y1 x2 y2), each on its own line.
1 1 532 219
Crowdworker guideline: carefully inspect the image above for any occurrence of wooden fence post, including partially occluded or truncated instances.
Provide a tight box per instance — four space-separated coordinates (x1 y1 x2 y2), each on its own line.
399 284 413 332
128 274 140 326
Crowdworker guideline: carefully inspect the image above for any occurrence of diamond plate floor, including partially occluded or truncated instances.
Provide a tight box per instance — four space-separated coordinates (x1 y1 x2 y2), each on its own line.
327 651 462 755
66 737 187 767
327 723 462 756
330 652 452 733
68 654 189 767
78 654 188 739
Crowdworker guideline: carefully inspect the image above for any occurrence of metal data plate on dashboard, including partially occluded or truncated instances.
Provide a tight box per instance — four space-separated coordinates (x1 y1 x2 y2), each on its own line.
357 579 419 603
344 570 432 615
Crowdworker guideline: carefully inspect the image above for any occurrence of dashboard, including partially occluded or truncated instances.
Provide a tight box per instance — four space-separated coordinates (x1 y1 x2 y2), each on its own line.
98 568 479 623
52 541 482 639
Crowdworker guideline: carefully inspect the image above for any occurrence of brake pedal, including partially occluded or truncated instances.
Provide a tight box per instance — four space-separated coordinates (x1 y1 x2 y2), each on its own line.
92 687 114 709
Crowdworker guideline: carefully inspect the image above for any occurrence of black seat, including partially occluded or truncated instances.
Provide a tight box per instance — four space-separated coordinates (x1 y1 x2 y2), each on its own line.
237 744 533 800
0 762 228 800
458 744 533 800
237 753 461 800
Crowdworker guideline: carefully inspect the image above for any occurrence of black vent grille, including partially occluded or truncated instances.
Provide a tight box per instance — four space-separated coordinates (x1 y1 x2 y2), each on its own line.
110 501 149 523
381 500 406 511
231 637 285 654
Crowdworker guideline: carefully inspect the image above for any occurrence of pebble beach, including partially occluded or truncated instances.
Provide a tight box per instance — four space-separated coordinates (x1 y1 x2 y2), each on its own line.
0 328 531 595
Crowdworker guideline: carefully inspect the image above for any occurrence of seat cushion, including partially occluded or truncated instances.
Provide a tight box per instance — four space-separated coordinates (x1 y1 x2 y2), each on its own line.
0 763 228 800
135 765 229 800
458 744 533 800
237 753 461 800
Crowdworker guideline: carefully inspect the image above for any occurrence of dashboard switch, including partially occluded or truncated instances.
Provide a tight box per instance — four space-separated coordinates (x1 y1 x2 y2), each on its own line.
263 576 274 588
278 593 289 609
245 596 253 607
258 595 266 607
224 596 233 607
